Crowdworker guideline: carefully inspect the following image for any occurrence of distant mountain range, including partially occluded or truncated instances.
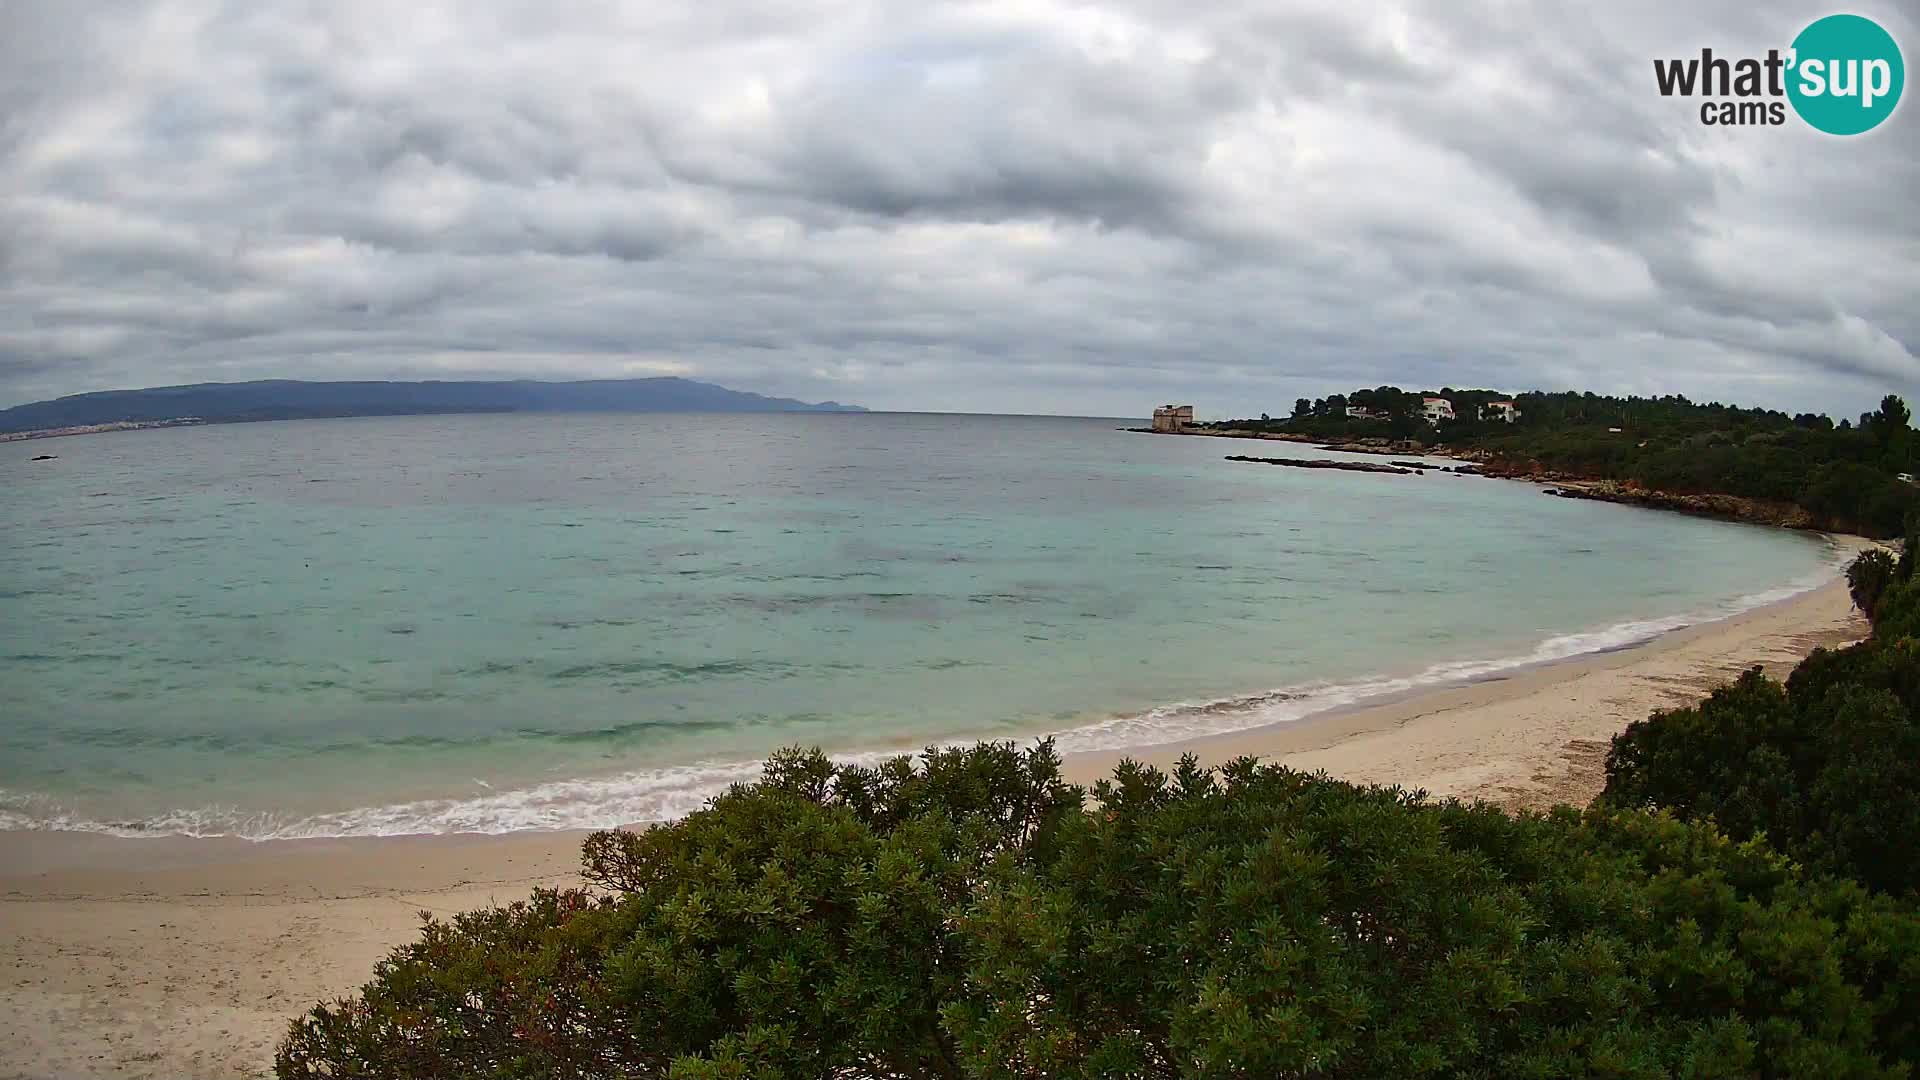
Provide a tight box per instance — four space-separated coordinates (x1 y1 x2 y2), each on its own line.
0 378 866 433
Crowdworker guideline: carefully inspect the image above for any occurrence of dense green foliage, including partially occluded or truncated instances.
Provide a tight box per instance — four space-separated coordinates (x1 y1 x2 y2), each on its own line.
281 741 1920 1078
1851 549 1898 616
1219 389 1920 536
1601 644 1920 897
277 743 1079 1080
1603 535 1920 900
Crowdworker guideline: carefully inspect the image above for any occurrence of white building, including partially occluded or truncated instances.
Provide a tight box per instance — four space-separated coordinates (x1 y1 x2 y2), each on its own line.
1478 400 1520 423
1345 405 1387 420
1419 397 1455 424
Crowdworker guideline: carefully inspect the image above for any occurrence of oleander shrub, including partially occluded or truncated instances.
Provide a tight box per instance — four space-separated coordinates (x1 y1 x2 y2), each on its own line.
279 747 1919 1079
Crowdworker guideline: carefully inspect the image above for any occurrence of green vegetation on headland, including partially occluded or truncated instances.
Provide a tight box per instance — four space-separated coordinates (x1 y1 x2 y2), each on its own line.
1205 388 1920 538
281 541 1920 1079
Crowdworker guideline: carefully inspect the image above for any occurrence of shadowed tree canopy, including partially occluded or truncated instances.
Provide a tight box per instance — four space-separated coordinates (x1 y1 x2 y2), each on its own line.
279 740 1920 1078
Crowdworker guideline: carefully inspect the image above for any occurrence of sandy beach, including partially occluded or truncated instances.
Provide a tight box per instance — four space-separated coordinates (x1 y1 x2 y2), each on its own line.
1060 566 1868 808
0 565 1871 1079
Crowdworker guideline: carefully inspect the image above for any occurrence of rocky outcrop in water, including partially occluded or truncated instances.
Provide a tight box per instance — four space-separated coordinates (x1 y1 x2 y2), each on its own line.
1225 455 1414 475
1538 480 1815 529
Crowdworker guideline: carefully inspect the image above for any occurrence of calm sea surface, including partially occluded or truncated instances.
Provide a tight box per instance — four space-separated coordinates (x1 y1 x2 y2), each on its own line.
0 412 1838 836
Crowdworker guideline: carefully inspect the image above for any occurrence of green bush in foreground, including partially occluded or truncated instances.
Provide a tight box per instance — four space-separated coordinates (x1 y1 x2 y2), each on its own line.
279 744 1919 1079
1601 642 1920 899
1603 541 1920 899
1850 549 1897 617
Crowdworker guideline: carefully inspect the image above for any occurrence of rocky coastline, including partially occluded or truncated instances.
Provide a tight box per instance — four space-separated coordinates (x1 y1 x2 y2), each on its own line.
1134 425 1831 534
1437 450 1817 528
1534 479 1814 528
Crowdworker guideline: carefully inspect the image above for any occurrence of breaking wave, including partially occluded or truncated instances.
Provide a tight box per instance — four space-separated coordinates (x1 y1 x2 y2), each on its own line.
0 545 1852 840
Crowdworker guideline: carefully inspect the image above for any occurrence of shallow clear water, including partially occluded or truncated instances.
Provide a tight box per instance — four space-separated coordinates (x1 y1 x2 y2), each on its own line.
0 412 1838 836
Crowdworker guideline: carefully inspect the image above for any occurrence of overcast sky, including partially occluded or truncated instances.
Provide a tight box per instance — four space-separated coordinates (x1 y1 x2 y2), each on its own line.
2 1 1915 419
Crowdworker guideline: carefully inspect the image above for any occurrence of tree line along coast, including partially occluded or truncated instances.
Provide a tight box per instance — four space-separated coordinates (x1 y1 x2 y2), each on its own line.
1147 387 1920 539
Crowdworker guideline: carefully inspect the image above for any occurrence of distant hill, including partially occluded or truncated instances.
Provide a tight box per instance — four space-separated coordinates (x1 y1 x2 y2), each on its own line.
0 378 866 433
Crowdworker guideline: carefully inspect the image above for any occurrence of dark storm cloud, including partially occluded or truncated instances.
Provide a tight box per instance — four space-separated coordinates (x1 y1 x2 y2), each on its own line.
0 0 1915 417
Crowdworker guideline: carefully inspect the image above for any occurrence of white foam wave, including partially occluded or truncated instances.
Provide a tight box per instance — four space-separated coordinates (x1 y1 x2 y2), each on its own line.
0 760 767 839
1050 542 1849 753
0 749 937 841
0 544 1852 840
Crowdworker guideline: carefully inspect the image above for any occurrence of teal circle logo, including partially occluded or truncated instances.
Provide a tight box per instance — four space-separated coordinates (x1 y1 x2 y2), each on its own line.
1787 14 1904 135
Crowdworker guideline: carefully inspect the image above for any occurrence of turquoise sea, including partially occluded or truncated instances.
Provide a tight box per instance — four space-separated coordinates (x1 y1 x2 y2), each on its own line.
0 412 1840 837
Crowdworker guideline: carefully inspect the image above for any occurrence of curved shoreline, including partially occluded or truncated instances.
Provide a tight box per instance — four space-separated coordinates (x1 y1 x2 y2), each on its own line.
1064 555 1868 808
0 542 1872 847
0 542 1876 1079
0 533 1857 841
1046 534 1850 758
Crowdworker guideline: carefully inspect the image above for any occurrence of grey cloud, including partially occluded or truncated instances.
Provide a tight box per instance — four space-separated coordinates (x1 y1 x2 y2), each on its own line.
0 0 1915 418
0 341 72 379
